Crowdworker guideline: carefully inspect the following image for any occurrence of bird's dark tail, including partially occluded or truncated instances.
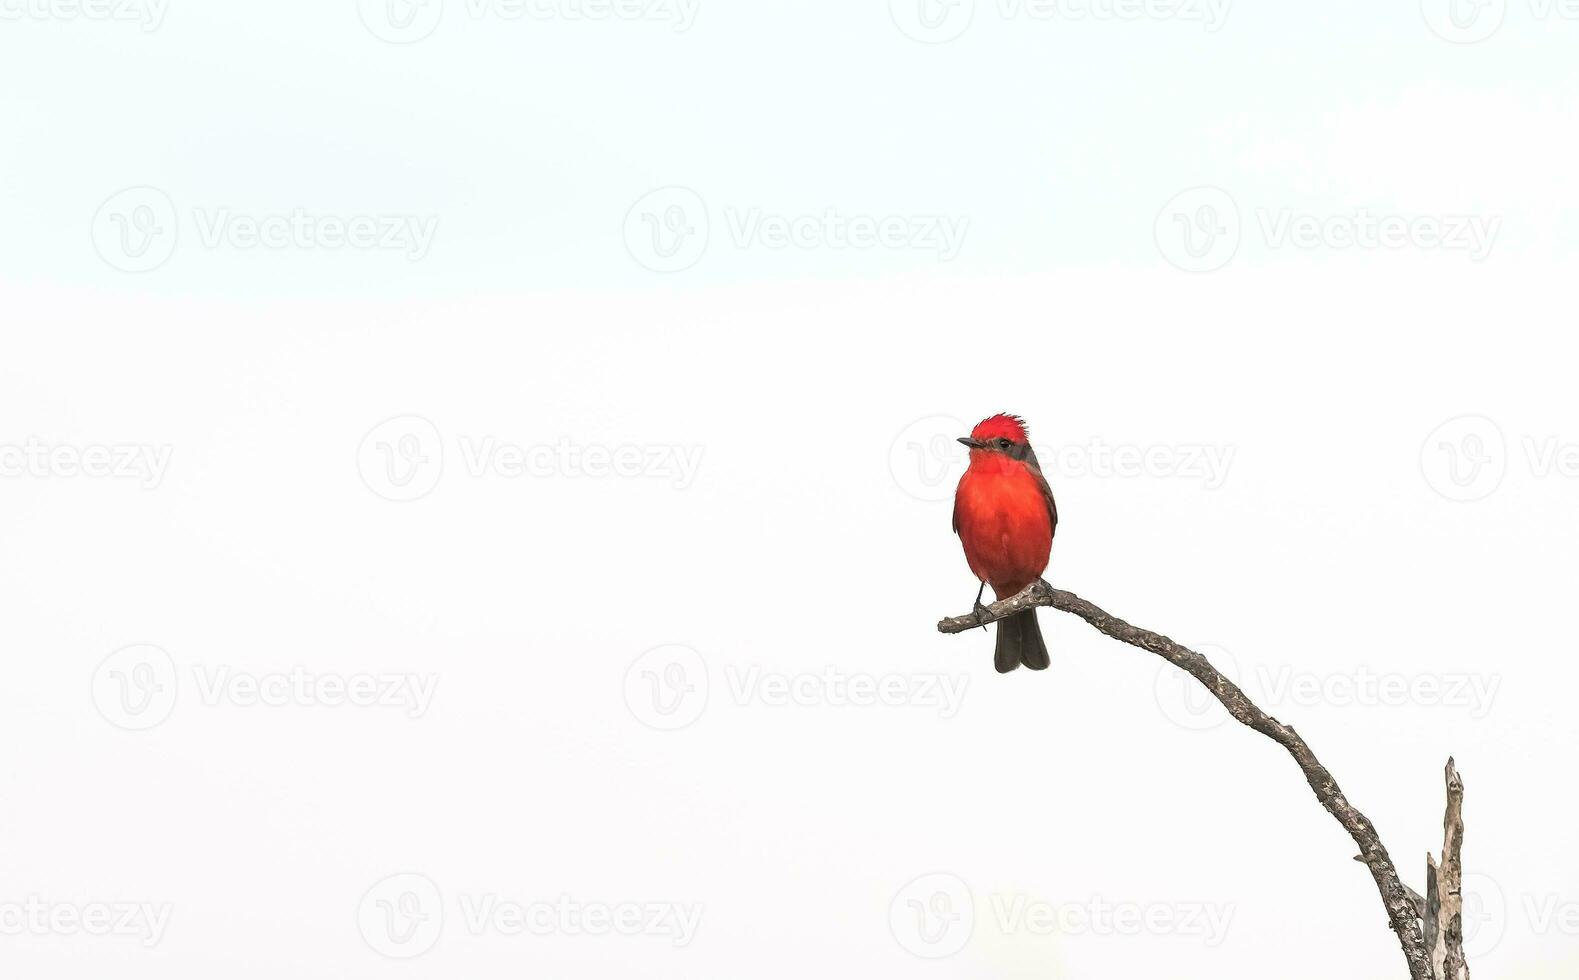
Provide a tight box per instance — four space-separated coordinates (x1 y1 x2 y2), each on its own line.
994 609 1049 673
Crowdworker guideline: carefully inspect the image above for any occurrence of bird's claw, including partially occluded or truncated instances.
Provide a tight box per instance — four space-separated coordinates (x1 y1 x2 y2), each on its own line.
973 601 992 631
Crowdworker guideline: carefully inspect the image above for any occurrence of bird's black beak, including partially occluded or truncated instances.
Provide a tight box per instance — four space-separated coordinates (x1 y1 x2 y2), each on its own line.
958 437 984 449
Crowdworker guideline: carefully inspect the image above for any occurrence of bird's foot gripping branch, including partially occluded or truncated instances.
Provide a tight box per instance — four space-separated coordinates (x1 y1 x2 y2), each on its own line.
938 581 1471 980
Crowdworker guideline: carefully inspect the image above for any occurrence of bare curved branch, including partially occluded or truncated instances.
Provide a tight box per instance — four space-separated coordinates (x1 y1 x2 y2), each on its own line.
939 581 1436 980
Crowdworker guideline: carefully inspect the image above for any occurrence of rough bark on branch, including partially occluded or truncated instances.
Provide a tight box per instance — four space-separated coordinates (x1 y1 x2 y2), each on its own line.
1430 760 1469 980
938 581 1438 980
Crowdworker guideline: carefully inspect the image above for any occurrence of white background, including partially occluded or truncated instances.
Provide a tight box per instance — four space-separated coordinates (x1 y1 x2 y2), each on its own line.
2 1 1576 978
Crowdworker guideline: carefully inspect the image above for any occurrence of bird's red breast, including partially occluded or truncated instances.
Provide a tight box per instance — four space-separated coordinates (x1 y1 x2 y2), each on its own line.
953 414 1056 597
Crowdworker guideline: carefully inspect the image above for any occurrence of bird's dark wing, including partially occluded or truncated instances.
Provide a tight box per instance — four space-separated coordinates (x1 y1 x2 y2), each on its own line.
1022 446 1058 537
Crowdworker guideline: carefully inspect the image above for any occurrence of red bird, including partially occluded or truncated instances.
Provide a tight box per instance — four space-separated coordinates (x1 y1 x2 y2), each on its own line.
953 413 1057 673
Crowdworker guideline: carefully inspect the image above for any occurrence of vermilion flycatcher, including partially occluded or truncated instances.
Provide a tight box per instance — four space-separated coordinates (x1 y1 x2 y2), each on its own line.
953 413 1058 673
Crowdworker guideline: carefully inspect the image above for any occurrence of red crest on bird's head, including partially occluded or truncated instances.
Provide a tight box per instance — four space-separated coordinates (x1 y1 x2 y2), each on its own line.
971 413 1029 444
